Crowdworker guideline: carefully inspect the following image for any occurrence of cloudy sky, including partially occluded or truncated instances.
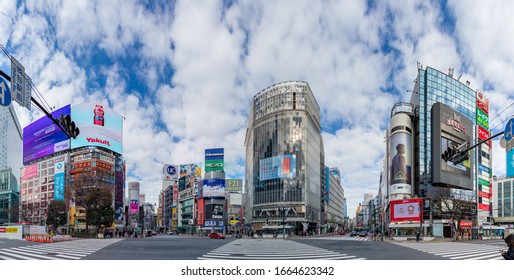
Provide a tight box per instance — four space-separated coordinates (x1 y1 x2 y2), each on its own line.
2 0 514 218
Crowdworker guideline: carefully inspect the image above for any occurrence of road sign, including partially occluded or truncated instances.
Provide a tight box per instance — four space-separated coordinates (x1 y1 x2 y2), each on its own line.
10 57 31 110
0 77 11 106
505 118 514 142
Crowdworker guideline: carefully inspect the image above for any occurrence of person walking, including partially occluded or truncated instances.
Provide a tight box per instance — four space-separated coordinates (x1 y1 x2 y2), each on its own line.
500 233 514 260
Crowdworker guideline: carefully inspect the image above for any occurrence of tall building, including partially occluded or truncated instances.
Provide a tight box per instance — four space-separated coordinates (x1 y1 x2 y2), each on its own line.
324 167 346 233
244 81 324 235
20 102 124 230
384 65 491 238
0 104 22 224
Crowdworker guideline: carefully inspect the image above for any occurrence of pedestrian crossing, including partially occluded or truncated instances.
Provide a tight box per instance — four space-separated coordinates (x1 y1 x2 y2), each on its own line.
395 241 506 260
0 238 123 260
198 239 365 260
308 236 370 242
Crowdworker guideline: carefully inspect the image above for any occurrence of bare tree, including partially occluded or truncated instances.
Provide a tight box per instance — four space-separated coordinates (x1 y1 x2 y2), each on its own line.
46 200 67 232
69 171 114 234
435 188 475 241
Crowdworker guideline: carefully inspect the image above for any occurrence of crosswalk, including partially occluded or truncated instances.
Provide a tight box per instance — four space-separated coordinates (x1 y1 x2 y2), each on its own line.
0 238 123 260
198 239 365 260
308 236 370 242
395 241 506 260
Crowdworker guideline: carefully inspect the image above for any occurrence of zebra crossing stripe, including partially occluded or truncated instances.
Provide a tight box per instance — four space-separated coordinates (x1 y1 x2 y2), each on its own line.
395 242 506 260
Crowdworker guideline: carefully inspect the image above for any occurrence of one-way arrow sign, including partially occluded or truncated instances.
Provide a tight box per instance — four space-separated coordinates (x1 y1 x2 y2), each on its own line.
0 76 11 106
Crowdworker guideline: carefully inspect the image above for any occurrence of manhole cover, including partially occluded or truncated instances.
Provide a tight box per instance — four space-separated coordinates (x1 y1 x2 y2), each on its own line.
234 244 242 246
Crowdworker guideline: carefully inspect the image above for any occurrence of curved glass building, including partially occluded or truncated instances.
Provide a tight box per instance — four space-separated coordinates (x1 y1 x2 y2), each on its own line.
244 81 324 235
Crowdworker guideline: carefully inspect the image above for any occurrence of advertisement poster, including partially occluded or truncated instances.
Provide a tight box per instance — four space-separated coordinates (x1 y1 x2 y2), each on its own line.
259 154 297 181
202 178 225 198
23 105 71 165
53 161 65 201
130 199 138 213
389 132 412 195
22 163 39 180
163 164 178 181
390 198 422 222
205 204 224 219
71 102 123 154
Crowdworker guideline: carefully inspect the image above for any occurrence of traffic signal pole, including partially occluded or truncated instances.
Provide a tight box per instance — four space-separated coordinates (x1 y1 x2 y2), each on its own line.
0 69 76 139
447 131 503 165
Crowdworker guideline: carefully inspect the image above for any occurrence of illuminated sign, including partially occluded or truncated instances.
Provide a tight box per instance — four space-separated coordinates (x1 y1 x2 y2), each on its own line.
71 102 123 154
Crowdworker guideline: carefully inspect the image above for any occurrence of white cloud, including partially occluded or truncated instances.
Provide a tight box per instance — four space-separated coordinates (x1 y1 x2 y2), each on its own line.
5 0 514 219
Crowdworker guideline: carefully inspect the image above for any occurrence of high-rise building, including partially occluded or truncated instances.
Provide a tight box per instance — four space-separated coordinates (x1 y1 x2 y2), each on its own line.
19 103 124 230
324 167 346 233
384 65 492 239
244 81 324 235
0 104 22 224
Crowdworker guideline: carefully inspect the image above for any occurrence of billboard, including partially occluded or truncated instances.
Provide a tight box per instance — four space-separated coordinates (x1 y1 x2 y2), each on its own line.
202 178 225 198
431 103 473 190
53 161 65 201
23 105 71 165
22 163 39 180
477 90 489 114
225 179 243 192
259 154 297 181
163 164 178 181
205 148 224 172
389 132 412 196
129 199 138 213
114 157 124 221
205 204 224 220
390 198 422 222
71 102 123 154
476 107 489 129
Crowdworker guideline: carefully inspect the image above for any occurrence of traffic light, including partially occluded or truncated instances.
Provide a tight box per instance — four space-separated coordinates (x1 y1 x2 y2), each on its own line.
60 114 80 139
442 146 456 162
452 151 469 165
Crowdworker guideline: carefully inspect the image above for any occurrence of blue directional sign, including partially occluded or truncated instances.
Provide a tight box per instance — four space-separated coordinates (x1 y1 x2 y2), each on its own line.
505 118 514 142
0 77 11 106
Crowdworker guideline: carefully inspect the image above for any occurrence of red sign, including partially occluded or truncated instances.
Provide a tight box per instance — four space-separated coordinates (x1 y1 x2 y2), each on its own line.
478 203 490 211
460 221 472 228
283 157 291 175
478 126 489 141
478 191 489 199
0 228 6 233
477 92 489 114
390 198 423 222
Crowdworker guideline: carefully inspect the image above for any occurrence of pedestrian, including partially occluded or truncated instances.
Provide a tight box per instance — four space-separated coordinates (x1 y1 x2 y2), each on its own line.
500 233 514 260
416 232 420 242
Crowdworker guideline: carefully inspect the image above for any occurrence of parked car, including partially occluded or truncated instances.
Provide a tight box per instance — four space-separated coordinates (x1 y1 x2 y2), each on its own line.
349 231 357 237
358 231 368 237
339 231 346 235
208 232 226 239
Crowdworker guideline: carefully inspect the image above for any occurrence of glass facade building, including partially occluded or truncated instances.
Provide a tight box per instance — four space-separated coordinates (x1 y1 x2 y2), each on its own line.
410 66 477 198
244 81 324 235
0 104 22 224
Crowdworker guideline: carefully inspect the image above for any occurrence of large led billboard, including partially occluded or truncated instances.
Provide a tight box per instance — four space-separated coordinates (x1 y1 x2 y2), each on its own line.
23 105 71 165
389 132 412 196
202 178 225 198
205 204 224 220
71 102 123 154
259 154 297 181
507 149 514 177
431 103 473 190
390 198 422 222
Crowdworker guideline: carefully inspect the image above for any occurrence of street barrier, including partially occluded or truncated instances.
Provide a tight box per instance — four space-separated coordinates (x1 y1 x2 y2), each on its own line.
25 234 73 243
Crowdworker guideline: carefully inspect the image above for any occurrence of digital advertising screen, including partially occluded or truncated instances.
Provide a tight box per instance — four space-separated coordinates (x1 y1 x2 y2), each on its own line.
259 154 297 181
202 178 225 198
129 199 138 213
23 105 71 165
71 102 123 154
390 198 422 222
389 132 412 196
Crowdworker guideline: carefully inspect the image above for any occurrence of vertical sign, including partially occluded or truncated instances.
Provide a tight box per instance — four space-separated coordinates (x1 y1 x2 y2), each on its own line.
10 57 31 110
114 157 124 221
54 161 65 200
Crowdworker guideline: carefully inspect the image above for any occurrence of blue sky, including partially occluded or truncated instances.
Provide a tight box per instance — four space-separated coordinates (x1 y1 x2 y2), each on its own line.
2 0 514 218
